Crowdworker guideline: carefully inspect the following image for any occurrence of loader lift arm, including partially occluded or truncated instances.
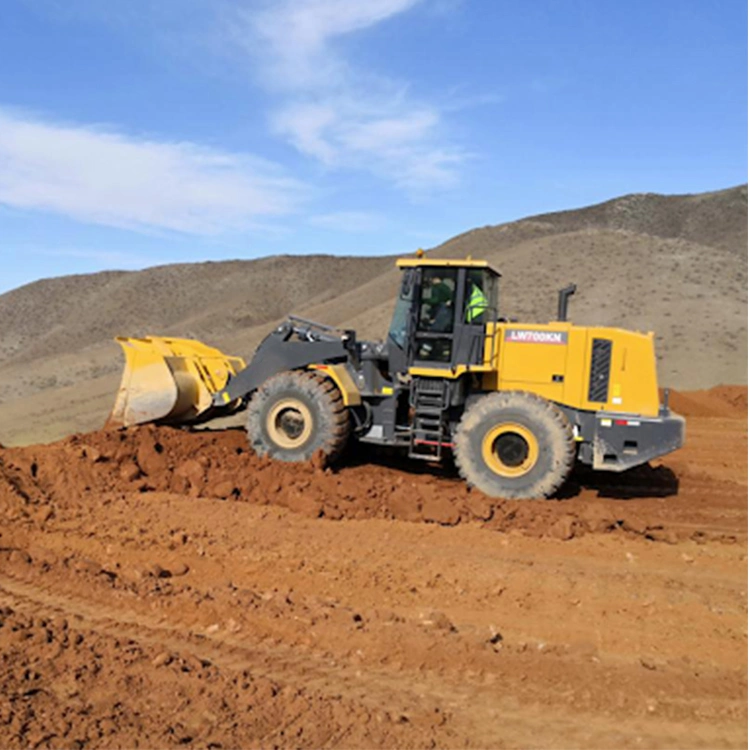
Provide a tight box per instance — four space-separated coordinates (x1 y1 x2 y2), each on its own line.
214 319 356 405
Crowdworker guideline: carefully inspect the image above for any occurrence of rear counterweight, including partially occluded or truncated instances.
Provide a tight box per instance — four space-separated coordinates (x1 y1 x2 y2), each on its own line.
590 412 685 472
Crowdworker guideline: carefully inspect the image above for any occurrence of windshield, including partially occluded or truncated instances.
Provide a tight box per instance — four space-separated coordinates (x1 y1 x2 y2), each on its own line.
387 271 414 349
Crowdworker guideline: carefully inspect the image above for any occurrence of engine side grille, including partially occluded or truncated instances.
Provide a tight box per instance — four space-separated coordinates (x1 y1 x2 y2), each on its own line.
588 338 612 403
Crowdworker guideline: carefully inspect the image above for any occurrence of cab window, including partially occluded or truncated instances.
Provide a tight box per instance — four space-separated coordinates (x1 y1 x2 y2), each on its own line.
464 269 495 324
417 269 458 333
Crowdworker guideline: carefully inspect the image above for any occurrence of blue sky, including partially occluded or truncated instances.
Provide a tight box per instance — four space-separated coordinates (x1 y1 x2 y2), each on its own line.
0 0 747 293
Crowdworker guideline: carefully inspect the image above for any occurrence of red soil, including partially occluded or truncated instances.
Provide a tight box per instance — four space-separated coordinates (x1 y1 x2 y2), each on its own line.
0 388 746 748
667 384 747 418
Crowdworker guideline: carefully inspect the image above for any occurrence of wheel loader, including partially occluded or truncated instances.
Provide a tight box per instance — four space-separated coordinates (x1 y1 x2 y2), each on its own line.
109 254 685 499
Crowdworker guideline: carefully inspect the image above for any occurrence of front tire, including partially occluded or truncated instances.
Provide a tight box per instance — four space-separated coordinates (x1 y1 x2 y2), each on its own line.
247 371 350 463
454 391 575 499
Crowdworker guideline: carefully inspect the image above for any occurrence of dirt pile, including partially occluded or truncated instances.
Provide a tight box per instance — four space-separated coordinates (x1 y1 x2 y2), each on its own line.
668 384 748 418
1 388 747 547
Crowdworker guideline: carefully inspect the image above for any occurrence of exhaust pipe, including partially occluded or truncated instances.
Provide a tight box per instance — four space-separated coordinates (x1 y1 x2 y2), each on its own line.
557 284 577 322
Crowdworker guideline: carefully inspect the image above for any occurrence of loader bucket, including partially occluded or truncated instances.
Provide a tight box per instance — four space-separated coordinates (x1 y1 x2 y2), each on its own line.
108 336 246 427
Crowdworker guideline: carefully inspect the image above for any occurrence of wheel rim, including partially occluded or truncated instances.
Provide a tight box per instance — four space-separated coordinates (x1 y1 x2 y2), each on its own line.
482 422 539 478
266 398 313 450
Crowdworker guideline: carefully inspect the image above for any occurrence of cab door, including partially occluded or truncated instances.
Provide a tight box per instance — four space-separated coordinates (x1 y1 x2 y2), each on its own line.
410 267 459 367
409 267 497 371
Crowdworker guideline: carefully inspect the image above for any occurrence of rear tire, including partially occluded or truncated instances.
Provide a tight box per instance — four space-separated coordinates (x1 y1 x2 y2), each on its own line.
454 391 575 499
247 371 350 463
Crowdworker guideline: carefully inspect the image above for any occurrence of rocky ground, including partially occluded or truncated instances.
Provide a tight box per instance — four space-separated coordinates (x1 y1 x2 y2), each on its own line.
0 386 746 748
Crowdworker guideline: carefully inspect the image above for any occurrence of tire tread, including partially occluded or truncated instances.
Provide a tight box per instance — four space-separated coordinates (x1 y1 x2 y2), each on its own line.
454 390 575 499
247 370 351 463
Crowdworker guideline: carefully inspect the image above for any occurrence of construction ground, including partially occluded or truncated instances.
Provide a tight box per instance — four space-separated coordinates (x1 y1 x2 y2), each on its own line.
1 385 746 749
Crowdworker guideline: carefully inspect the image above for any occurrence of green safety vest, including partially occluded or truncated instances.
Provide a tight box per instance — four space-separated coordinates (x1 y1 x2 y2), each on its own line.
466 283 489 322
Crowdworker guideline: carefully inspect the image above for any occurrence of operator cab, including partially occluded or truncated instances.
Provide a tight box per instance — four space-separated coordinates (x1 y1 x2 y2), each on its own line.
387 257 500 374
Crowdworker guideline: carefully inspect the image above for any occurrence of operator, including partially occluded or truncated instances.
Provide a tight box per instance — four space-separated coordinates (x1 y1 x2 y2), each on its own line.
465 276 489 323
427 275 453 332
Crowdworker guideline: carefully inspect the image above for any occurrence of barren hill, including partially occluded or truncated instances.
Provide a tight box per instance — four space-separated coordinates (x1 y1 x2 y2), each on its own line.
0 184 746 446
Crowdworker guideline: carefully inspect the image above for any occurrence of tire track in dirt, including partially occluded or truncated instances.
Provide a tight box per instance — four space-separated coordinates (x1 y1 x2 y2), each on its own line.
0 571 460 715
0 571 592 749
4 564 743 750
0 572 463 749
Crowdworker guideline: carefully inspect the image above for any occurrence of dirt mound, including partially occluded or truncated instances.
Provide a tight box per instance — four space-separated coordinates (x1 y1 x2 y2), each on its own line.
0 425 674 542
669 385 748 418
2 388 747 545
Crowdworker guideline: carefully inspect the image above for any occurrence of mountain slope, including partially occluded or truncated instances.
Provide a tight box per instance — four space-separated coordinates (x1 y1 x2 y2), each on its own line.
0 184 746 446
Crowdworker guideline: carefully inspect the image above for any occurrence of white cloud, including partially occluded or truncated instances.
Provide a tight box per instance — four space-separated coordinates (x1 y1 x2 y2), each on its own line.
248 0 420 90
273 99 465 190
309 210 383 231
0 109 305 234
273 102 339 164
233 0 466 192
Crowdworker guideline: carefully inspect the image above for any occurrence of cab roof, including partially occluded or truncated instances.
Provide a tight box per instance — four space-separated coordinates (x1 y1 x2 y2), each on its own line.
396 256 502 277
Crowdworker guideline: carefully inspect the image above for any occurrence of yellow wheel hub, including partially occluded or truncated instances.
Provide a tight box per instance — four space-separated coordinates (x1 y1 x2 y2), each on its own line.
482 422 539 478
266 398 313 450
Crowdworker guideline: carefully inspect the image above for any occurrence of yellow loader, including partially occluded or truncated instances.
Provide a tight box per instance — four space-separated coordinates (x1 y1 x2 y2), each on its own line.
109 254 684 499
